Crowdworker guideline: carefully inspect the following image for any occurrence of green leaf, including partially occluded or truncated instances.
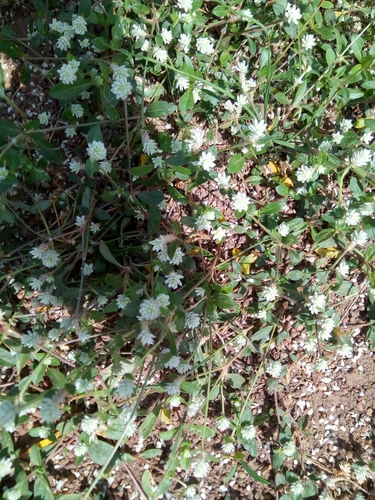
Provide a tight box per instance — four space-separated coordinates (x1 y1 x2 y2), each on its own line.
139 404 161 439
274 92 290 105
325 47 335 66
142 470 154 498
99 240 124 269
0 40 24 58
241 460 270 485
137 190 164 204
30 445 43 467
212 5 228 17
78 0 91 17
88 439 123 467
140 448 163 459
179 88 194 113
40 396 61 423
168 186 188 203
148 205 161 235
0 118 22 137
213 293 237 309
227 154 245 174
145 101 177 118
31 137 62 163
130 164 154 176
363 216 375 240
294 81 307 106
0 347 16 367
252 325 273 342
226 373 246 389
259 200 285 216
34 475 54 500
191 424 215 438
47 367 67 387
49 81 92 100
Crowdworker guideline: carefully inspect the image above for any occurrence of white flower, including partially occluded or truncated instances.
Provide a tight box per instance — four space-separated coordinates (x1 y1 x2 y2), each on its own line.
75 215 85 227
302 34 316 50
165 271 184 289
351 229 368 247
216 171 231 189
248 118 267 143
141 39 150 52
211 226 227 241
154 47 168 63
38 111 50 125
340 119 352 133
87 140 107 161
169 247 185 265
117 377 136 398
296 164 315 183
332 131 344 144
242 78 257 93
285 3 302 24
196 37 215 56
161 28 172 45
177 0 192 12
222 438 235 454
353 464 372 484
198 151 216 171
362 131 373 145
338 343 353 358
111 78 132 100
231 191 250 212
141 131 159 155
282 441 297 457
242 424 256 440
138 322 155 345
337 260 349 276
165 379 181 396
139 298 160 321
41 249 61 268
185 311 200 329
162 351 180 369
178 33 191 53
156 293 170 308
195 287 205 298
177 361 190 374
150 236 167 252
56 35 71 51
99 161 112 174
196 214 212 231
117 294 130 309
350 148 372 167
187 127 205 151
70 103 84 118
72 14 87 35
192 452 210 478
307 293 326 314
130 23 147 40
318 317 335 341
217 416 231 432
344 210 361 226
0 457 13 481
262 284 278 302
224 99 235 113
28 277 43 291
90 222 100 234
277 222 290 237
83 263 93 276
81 415 100 438
58 60 80 85
267 360 283 378
175 73 189 91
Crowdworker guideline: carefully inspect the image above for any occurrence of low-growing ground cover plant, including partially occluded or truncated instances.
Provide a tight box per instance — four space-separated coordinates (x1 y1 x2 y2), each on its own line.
0 0 375 498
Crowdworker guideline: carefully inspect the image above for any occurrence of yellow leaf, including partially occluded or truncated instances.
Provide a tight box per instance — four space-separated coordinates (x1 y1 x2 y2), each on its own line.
333 327 344 337
232 248 241 257
267 161 281 175
161 407 171 424
139 154 149 166
218 216 226 223
315 247 341 258
281 176 294 187
36 431 61 449
241 263 250 274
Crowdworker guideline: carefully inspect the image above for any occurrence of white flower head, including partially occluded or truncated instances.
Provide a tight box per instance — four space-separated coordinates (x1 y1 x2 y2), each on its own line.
242 424 256 440
192 452 210 478
211 226 227 242
332 131 344 144
58 60 80 85
141 131 159 155
248 118 267 143
185 311 200 329
72 14 87 35
302 34 316 50
216 171 231 190
307 292 326 314
282 440 297 457
340 119 352 133
350 149 372 167
87 140 107 161
161 28 172 45
0 457 13 481
198 151 216 171
285 3 302 24
337 260 349 277
296 164 316 183
139 298 160 321
175 73 189 91
351 229 368 247
138 321 155 345
231 191 250 212
267 360 283 378
178 33 191 53
262 284 278 302
196 37 215 56
277 222 290 237
154 47 168 63
344 210 361 226
177 0 192 12
41 249 61 268
165 271 184 290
